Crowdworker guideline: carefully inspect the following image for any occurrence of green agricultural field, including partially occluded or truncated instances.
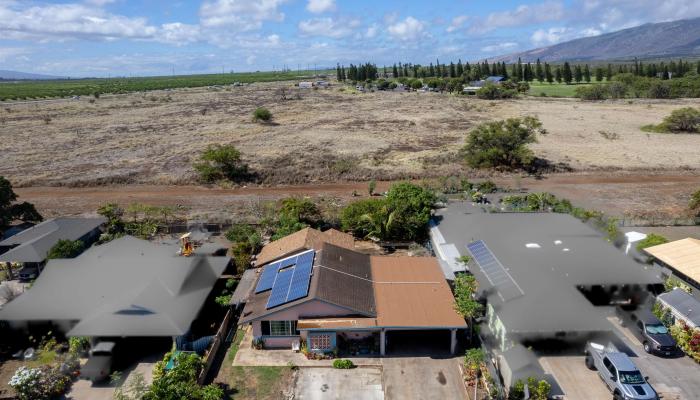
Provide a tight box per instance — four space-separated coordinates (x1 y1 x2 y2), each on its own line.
0 69 332 101
527 82 604 97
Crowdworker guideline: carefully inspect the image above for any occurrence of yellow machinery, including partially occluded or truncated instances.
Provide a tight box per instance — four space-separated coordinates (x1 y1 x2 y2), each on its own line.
180 232 194 257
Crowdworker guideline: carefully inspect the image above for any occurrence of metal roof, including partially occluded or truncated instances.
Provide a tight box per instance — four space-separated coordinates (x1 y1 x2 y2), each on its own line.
0 236 229 337
645 238 700 285
0 217 105 263
434 203 662 335
658 288 700 328
229 268 259 306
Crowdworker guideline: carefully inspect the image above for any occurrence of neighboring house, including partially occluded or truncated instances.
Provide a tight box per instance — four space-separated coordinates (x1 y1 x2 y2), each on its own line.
255 227 354 266
238 233 467 356
485 75 505 83
657 288 700 328
298 82 313 89
464 75 505 94
0 236 230 338
434 203 663 392
644 238 700 298
0 217 106 279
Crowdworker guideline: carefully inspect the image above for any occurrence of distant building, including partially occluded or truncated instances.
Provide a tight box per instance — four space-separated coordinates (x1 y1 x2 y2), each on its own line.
298 82 313 89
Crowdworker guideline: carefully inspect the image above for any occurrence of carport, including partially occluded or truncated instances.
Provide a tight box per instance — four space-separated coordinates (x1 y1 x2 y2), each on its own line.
385 329 457 355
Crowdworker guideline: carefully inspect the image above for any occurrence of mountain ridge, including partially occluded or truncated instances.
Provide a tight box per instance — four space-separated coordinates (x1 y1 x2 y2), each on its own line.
491 17 700 63
0 70 68 80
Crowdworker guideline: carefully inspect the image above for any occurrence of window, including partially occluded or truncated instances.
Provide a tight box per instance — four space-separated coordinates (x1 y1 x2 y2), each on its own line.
310 334 332 351
261 320 298 336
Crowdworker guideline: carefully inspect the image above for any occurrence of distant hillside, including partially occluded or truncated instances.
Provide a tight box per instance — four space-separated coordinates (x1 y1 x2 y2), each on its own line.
493 17 700 63
0 70 67 80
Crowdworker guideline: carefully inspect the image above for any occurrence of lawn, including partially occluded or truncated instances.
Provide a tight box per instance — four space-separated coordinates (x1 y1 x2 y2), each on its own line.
214 329 294 400
527 81 604 97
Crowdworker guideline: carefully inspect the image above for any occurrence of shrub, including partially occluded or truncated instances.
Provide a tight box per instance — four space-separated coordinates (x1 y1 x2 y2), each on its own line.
575 84 608 100
340 198 385 238
662 107 700 133
252 107 272 122
144 353 223 400
68 336 90 355
332 359 355 369
607 81 628 99
9 366 71 400
647 81 671 99
47 239 85 259
690 189 700 216
476 82 516 99
0 176 43 235
368 179 377 195
461 116 546 170
194 144 249 183
636 233 669 252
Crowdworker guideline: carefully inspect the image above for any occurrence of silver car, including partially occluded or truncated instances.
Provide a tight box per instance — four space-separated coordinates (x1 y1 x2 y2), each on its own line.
585 342 658 400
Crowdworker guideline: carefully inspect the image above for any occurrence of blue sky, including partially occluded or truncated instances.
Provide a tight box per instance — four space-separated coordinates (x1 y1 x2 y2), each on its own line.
1 0 699 77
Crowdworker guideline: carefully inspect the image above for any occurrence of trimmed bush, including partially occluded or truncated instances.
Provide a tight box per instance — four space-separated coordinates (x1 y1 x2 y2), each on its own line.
193 144 249 183
663 107 700 133
332 359 355 369
252 107 272 122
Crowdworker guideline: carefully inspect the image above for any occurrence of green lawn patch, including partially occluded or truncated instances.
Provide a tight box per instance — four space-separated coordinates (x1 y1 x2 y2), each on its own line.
640 124 668 133
527 82 602 98
215 329 295 400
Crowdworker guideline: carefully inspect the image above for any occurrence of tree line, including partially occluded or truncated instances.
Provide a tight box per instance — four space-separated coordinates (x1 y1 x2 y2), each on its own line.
337 58 700 84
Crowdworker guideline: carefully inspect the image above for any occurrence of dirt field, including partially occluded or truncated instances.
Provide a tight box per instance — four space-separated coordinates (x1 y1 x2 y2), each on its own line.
2 82 700 188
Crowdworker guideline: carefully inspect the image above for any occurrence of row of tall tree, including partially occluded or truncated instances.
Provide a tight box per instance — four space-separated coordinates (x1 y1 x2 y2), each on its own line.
336 58 700 84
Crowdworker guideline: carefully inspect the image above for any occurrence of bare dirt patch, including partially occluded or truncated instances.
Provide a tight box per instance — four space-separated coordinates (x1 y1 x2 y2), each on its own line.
4 83 699 188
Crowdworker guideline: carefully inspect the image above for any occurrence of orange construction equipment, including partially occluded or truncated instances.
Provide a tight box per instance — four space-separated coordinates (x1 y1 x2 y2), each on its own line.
180 232 194 257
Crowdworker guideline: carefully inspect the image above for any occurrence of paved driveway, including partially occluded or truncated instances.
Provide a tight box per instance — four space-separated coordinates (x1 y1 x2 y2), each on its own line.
539 356 610 400
609 317 700 400
294 367 384 400
382 357 466 400
66 355 160 400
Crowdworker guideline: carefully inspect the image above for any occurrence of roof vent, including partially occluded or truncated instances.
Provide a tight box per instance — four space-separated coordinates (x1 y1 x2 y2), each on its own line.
525 243 541 249
554 240 562 245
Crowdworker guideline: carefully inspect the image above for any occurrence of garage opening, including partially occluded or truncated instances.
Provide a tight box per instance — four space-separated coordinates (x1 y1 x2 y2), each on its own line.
385 330 454 356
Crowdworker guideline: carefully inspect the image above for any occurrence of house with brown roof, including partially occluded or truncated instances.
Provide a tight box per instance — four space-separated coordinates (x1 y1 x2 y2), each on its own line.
644 237 700 297
255 227 354 266
238 231 467 356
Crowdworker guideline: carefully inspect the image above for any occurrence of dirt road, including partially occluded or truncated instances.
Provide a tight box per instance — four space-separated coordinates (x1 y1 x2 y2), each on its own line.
14 172 700 219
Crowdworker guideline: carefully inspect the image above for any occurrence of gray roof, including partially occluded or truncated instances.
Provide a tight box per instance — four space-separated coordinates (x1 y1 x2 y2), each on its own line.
230 268 259 306
435 203 662 335
0 236 229 337
0 218 105 263
658 288 700 327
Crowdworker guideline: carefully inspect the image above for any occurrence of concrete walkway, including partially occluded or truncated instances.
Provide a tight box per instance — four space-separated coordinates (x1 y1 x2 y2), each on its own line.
233 328 381 367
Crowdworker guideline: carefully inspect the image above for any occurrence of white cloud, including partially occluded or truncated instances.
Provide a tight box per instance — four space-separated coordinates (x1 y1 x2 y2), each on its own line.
0 47 30 62
387 16 426 41
481 42 518 53
447 15 469 33
471 1 564 33
199 0 287 30
364 23 378 38
159 23 201 45
298 17 360 38
246 55 256 65
530 26 572 45
306 0 335 14
83 0 116 5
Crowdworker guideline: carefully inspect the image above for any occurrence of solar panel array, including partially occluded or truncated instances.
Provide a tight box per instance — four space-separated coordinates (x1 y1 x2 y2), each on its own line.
466 240 524 302
257 250 316 309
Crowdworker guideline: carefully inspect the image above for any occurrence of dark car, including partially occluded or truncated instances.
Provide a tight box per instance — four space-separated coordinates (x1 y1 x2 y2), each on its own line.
618 307 677 356
17 266 39 281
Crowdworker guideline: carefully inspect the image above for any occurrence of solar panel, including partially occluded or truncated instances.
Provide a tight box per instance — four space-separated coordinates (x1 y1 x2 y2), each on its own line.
287 252 314 302
266 267 294 308
466 240 524 302
254 261 281 293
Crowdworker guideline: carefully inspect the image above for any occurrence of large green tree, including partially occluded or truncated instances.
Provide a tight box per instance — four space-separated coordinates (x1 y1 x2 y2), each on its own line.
461 116 547 170
0 176 43 236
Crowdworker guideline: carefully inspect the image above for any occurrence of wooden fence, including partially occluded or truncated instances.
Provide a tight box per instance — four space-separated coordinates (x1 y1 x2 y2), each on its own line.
198 308 236 384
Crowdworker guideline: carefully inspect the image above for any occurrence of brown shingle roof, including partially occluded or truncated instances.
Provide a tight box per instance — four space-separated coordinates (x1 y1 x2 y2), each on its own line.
371 256 467 328
256 227 354 266
239 242 375 324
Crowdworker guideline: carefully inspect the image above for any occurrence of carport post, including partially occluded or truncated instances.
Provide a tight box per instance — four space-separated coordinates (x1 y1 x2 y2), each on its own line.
450 329 457 355
380 329 386 356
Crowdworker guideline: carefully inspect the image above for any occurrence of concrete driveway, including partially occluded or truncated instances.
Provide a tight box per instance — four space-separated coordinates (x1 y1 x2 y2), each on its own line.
609 317 700 400
66 354 160 400
539 356 610 400
381 356 466 400
294 367 384 400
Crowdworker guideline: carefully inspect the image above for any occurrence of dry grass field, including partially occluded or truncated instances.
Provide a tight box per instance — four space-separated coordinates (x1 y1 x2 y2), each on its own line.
2 81 700 188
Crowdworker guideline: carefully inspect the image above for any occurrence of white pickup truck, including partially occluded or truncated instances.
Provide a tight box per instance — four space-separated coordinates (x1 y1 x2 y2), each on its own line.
584 342 658 400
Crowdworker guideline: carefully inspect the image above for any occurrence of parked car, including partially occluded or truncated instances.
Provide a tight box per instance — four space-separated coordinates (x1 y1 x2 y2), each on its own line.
585 341 658 400
18 266 38 281
80 342 116 382
617 307 677 356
